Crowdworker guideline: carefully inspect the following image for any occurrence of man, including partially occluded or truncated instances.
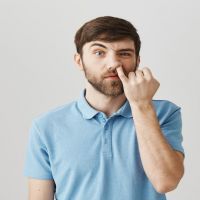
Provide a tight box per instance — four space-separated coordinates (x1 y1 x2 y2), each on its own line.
24 16 185 200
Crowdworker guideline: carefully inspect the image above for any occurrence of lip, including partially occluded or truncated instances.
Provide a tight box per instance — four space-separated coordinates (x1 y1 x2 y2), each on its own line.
105 74 118 77
105 75 119 79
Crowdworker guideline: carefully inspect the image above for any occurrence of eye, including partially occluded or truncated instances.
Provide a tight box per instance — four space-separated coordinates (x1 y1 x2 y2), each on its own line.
119 52 131 57
94 50 105 56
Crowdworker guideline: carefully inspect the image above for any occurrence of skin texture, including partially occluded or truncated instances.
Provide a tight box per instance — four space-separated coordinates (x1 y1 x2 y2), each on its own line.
74 38 140 116
28 179 55 200
28 38 184 198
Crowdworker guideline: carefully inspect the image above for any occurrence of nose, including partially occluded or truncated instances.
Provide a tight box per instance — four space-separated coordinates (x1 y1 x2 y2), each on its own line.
106 53 122 71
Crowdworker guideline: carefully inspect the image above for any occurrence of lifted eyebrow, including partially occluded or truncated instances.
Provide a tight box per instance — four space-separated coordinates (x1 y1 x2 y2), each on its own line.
89 43 107 49
89 43 135 53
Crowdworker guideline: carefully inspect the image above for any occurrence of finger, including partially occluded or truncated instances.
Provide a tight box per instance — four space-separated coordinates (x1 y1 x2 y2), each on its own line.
135 70 144 78
116 66 128 83
142 67 153 80
155 79 160 88
128 71 136 80
135 70 144 82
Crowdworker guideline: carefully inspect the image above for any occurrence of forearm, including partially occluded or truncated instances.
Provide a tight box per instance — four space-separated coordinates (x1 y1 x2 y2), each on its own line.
130 102 184 193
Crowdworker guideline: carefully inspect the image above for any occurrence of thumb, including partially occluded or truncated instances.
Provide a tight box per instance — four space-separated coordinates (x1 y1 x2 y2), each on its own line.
116 66 128 84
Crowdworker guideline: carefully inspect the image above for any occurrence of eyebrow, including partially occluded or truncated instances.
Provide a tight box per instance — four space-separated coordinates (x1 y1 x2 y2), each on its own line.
89 43 135 53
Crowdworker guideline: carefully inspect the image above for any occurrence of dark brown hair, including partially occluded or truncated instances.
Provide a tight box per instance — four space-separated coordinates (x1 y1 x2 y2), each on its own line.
74 16 141 57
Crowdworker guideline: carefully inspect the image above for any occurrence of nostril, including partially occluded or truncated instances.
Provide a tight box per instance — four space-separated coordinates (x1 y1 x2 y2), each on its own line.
107 64 122 71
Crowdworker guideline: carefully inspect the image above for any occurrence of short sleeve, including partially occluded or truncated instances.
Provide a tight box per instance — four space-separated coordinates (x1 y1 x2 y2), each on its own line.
23 120 53 179
161 107 185 156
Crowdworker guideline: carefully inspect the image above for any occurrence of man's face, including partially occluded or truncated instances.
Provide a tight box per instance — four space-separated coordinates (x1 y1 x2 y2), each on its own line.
77 38 140 97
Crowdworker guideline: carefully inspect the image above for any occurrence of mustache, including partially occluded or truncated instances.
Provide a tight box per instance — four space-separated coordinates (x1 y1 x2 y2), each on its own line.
103 68 119 77
104 73 118 78
103 69 128 78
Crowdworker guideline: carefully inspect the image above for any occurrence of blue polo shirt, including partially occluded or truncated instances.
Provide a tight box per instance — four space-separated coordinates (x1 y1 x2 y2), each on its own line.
24 88 184 200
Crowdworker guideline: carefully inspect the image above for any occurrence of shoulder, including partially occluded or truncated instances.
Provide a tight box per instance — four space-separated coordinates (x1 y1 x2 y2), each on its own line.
152 99 181 123
152 99 181 112
32 100 79 133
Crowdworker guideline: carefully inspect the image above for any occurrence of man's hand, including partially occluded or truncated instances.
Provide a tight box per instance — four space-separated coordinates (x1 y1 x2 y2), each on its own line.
116 66 160 106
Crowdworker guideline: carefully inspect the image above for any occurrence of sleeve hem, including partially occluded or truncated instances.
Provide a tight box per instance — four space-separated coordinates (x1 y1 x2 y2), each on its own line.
23 171 54 180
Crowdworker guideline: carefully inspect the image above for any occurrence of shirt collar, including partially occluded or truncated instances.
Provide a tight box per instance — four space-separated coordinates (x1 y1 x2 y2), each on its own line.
77 89 133 119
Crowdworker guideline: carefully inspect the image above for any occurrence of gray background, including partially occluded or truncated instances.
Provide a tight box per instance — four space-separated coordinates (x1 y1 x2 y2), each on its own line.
0 0 199 199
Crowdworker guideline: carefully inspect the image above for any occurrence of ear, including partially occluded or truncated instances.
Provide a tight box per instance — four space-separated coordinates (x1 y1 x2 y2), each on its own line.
74 53 84 71
136 55 140 69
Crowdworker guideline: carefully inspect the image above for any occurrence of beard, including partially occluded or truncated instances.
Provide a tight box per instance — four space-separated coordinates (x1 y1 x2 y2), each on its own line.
82 61 135 97
87 74 124 97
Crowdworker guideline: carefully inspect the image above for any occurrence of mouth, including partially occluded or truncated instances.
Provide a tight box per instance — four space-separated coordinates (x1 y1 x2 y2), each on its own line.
105 75 119 79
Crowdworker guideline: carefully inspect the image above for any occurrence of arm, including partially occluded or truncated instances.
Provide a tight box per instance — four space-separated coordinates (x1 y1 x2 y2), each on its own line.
130 102 184 193
116 66 184 193
28 178 55 200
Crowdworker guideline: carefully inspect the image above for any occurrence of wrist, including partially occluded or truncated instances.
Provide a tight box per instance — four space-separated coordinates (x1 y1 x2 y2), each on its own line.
130 101 154 113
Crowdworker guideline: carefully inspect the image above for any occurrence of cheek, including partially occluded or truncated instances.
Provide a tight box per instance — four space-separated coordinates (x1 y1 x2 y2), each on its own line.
83 55 101 67
83 59 102 76
122 61 137 74
127 59 137 69
83 57 104 72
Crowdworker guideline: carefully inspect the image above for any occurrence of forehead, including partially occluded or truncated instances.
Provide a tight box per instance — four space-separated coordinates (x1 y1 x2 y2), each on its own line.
83 39 135 51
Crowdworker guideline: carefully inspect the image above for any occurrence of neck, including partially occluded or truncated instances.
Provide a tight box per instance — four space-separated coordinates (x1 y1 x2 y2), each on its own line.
84 83 127 117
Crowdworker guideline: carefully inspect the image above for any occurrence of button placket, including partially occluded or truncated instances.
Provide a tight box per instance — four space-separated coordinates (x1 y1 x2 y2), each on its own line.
102 120 113 158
